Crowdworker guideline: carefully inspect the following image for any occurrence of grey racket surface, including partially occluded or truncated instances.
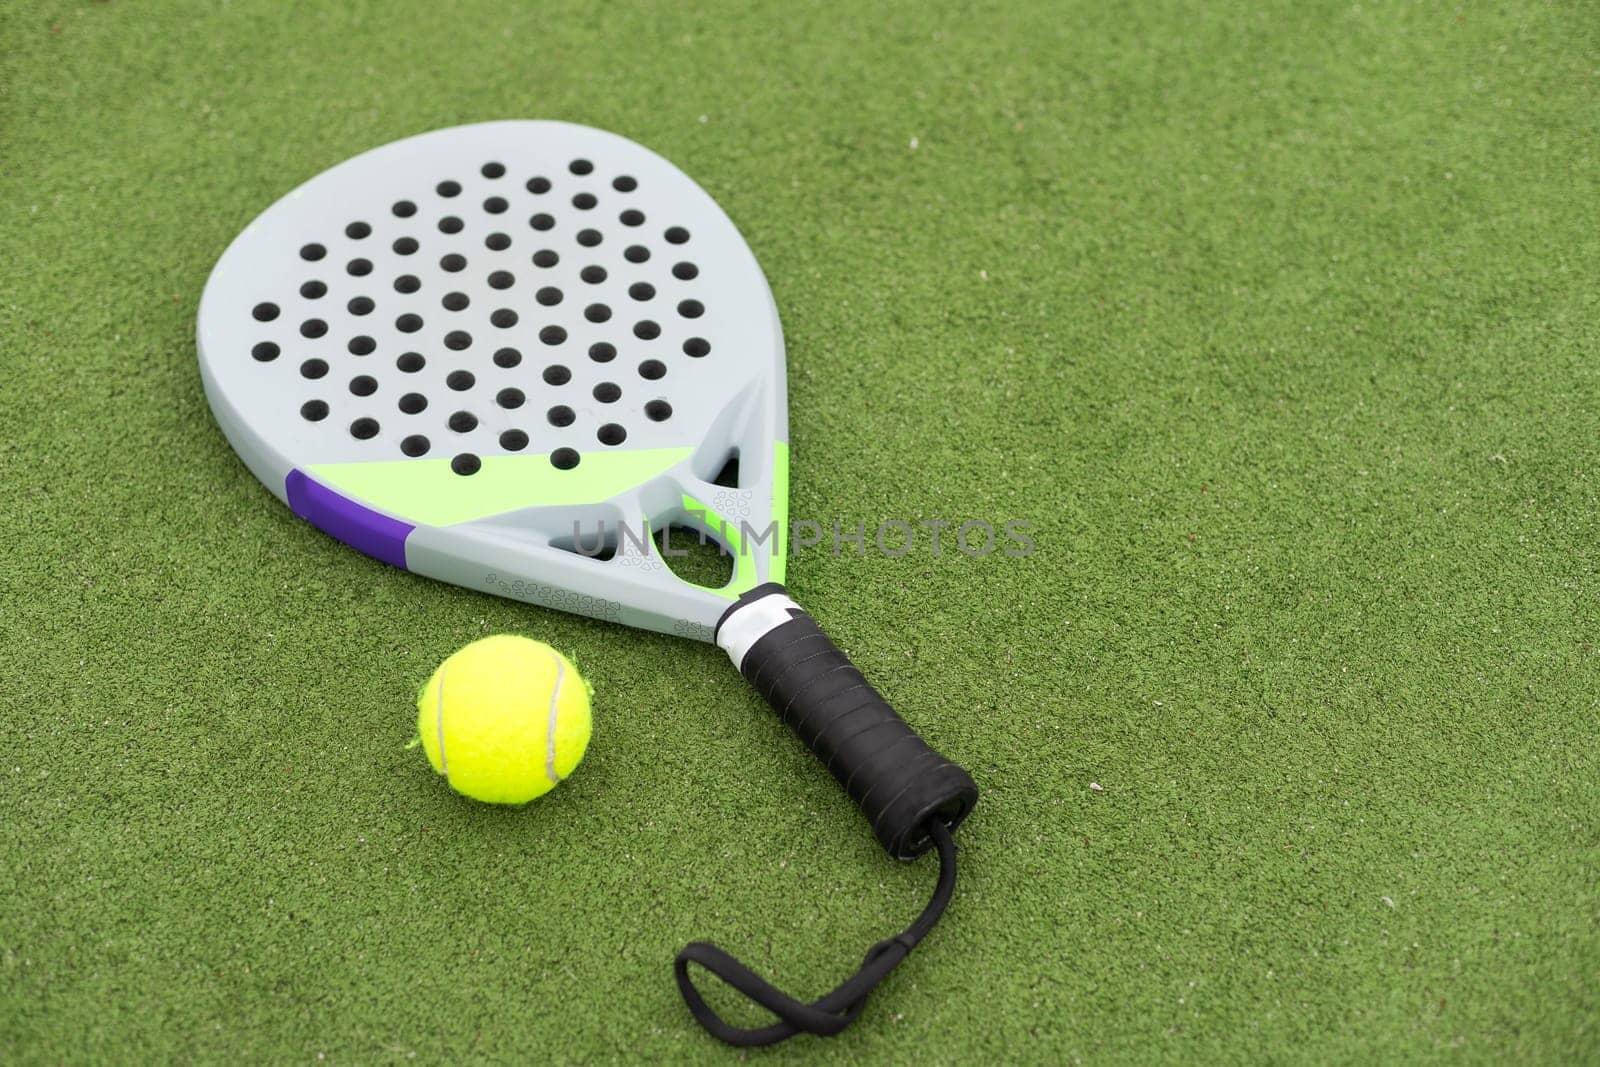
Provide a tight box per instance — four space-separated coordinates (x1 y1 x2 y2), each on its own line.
199 121 788 639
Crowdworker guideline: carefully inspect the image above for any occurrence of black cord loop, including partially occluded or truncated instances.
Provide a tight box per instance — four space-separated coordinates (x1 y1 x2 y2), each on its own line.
674 818 959 1047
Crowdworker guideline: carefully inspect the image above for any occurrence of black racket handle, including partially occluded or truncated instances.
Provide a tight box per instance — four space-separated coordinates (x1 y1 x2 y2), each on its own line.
714 583 978 858
681 584 978 1045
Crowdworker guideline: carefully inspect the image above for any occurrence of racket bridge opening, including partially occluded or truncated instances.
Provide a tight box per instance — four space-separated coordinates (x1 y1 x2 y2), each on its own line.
547 528 620 563
710 451 740 489
653 519 736 591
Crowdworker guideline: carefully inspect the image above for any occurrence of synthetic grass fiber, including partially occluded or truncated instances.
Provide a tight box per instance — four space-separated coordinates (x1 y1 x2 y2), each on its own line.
2 1 1597 1063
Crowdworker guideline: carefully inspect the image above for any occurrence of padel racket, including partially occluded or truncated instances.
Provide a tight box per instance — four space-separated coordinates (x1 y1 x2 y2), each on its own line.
197 121 977 1046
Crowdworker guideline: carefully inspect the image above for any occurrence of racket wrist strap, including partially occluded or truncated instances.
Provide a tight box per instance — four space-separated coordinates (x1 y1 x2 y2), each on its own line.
674 818 959 1047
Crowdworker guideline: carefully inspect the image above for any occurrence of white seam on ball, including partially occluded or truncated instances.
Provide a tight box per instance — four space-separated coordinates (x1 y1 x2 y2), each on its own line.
435 660 451 785
717 592 800 671
544 648 565 785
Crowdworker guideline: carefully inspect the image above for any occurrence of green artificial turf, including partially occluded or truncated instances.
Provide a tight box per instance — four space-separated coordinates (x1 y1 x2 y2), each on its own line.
3 1 1598 1062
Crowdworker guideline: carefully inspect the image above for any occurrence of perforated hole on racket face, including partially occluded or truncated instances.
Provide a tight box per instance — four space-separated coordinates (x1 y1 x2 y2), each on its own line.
199 122 788 639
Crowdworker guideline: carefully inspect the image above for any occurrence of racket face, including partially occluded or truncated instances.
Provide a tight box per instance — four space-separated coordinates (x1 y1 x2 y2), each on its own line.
198 121 788 640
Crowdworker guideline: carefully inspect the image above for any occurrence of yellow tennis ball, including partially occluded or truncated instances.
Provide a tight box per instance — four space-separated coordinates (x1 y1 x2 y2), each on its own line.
416 635 592 804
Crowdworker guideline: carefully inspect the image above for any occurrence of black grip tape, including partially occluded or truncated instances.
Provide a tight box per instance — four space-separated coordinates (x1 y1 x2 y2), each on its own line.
718 585 978 859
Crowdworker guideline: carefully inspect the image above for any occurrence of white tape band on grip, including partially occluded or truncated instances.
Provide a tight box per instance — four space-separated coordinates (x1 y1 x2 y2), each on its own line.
716 592 801 671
